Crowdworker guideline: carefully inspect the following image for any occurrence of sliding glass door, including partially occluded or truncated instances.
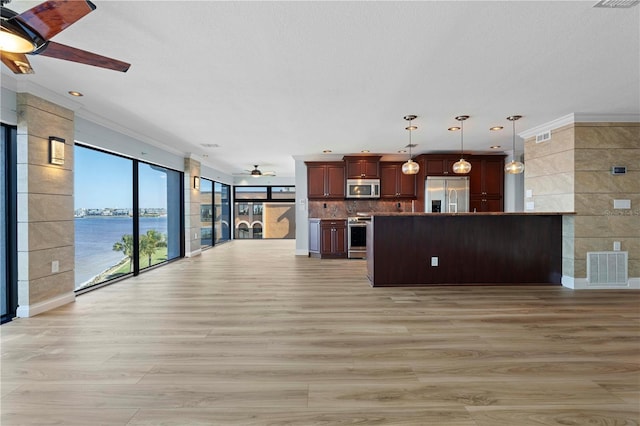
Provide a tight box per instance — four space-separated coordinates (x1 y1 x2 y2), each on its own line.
74 144 184 292
138 163 181 270
214 182 231 244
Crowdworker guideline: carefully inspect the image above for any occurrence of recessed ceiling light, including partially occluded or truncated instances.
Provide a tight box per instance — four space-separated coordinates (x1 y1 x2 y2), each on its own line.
490 126 504 131
398 149 407 153
490 145 501 149
448 126 461 131
361 150 370 153
323 149 332 153
68 91 83 97
201 143 220 148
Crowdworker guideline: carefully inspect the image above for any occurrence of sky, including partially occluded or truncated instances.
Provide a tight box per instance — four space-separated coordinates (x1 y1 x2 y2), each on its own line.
74 145 177 209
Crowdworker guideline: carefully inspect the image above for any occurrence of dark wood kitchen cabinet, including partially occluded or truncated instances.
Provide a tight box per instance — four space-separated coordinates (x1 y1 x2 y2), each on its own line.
308 219 347 258
469 156 505 212
343 156 381 179
306 162 345 200
424 155 463 176
380 162 416 199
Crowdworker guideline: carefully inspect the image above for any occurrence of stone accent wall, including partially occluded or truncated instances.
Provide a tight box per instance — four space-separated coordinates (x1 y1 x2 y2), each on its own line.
184 157 201 257
16 94 75 316
573 123 639 279
524 124 574 212
525 121 639 285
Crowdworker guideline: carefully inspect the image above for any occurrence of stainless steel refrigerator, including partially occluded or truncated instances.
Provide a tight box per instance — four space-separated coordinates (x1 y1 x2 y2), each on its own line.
425 176 470 213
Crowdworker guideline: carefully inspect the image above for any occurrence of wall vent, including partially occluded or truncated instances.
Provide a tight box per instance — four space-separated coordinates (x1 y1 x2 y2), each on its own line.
593 0 639 8
587 251 628 286
536 131 551 143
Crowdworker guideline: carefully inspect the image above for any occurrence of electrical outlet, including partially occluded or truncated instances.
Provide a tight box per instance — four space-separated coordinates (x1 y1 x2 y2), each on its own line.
431 257 438 267
195 233 198 239
613 241 621 251
51 260 59 273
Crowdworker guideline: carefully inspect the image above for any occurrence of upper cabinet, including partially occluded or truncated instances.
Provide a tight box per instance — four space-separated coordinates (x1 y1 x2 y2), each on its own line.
380 162 416 199
306 162 346 200
469 156 505 212
343 156 381 179
424 155 464 176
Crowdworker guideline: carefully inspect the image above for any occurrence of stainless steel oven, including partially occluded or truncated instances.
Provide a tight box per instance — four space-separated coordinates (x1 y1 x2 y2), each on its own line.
347 216 370 259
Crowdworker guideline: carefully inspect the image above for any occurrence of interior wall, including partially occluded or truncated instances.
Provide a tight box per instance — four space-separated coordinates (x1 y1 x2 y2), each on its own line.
16 93 76 317
573 123 639 280
524 119 639 287
184 157 201 257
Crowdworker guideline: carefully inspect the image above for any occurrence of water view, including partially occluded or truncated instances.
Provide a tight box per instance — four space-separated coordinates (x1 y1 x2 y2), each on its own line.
75 215 168 289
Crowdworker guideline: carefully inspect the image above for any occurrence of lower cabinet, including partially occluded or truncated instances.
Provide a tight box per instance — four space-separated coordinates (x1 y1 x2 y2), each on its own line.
309 219 347 258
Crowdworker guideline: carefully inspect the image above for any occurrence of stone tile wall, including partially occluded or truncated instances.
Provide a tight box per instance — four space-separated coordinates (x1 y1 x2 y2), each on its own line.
573 123 639 278
525 121 639 283
16 94 75 316
184 157 201 256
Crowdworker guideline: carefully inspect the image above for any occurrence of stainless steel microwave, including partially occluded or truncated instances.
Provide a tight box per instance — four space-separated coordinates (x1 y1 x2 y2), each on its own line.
346 179 380 199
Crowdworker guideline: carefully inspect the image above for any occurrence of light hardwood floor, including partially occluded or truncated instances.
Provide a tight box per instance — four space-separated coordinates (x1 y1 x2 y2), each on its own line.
1 240 639 425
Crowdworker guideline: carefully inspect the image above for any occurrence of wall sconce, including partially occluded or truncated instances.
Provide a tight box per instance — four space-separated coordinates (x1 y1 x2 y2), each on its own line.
193 176 200 190
49 137 65 165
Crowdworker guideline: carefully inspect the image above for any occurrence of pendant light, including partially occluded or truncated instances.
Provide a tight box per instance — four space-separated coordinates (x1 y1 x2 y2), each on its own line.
402 115 420 175
504 115 525 174
452 115 472 174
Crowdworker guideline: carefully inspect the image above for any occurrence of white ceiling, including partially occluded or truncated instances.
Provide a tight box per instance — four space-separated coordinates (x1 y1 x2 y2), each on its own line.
2 0 639 177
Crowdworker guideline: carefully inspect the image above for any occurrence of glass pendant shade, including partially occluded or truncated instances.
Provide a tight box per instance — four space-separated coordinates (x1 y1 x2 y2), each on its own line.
505 115 524 175
452 115 471 174
402 115 420 175
505 160 525 174
402 159 419 175
452 158 472 174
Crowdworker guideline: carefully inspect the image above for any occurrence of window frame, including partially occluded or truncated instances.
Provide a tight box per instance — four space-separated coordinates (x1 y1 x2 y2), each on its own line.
74 143 185 294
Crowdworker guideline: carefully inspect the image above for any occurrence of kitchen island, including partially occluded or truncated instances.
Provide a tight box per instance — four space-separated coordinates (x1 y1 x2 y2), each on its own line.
366 212 566 287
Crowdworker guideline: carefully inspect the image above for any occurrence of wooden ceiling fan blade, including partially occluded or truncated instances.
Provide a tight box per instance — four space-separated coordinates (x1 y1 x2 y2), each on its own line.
35 41 130 72
1 51 34 74
16 0 96 41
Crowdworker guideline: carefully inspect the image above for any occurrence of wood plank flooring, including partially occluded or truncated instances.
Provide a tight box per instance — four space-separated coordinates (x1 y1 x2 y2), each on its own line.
2 239 639 425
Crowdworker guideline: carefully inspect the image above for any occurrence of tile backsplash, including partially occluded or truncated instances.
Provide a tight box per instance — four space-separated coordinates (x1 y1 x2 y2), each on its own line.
308 199 418 219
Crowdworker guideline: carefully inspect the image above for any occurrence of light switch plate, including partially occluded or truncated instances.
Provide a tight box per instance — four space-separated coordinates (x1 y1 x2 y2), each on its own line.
51 260 59 273
613 241 621 251
431 257 438 267
526 189 533 198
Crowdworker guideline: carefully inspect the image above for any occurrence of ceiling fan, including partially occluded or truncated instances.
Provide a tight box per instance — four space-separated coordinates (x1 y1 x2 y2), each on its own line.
235 165 276 178
0 0 130 74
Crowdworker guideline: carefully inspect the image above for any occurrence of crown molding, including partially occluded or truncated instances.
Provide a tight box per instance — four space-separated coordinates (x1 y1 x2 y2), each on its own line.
520 113 640 139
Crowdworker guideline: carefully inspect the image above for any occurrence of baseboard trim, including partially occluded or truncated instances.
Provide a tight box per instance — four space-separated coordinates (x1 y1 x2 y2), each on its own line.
16 291 76 318
185 248 202 258
562 276 640 290
295 249 309 256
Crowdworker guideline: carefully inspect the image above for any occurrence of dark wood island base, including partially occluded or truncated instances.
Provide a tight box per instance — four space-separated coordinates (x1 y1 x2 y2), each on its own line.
366 213 566 287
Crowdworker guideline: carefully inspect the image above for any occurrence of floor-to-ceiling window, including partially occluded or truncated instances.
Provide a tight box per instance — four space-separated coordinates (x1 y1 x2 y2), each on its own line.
75 144 183 292
75 146 134 290
1 124 17 323
200 178 213 248
138 163 181 270
233 186 295 239
214 182 231 244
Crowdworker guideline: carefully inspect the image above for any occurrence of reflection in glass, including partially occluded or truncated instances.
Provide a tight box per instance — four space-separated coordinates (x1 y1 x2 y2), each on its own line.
138 163 181 270
214 182 231 244
200 178 213 247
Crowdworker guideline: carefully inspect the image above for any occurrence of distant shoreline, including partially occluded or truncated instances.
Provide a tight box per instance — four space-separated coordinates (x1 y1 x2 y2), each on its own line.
78 257 129 290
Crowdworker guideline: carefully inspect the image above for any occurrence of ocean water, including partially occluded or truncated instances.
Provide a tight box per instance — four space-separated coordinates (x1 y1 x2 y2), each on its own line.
74 216 168 288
